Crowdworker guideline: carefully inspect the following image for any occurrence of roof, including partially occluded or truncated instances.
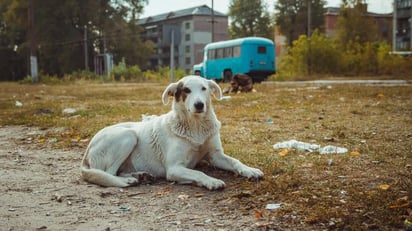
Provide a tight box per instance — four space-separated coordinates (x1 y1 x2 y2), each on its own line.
137 5 226 25
205 37 274 50
324 6 392 17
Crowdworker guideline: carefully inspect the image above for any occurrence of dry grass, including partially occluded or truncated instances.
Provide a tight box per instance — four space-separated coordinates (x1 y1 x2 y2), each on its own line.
0 80 411 230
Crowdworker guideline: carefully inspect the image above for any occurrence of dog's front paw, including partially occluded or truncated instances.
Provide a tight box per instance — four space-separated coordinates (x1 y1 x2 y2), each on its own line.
239 167 264 180
203 178 226 190
122 177 139 187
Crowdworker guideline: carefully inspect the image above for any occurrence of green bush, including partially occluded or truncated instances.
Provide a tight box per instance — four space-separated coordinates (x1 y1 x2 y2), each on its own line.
278 30 339 78
63 70 99 81
278 30 412 78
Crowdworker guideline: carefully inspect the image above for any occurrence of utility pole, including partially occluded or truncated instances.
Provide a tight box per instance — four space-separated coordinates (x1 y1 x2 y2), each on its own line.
211 0 215 42
307 0 312 76
170 30 175 83
84 25 89 70
28 0 38 82
307 0 311 37
392 0 396 52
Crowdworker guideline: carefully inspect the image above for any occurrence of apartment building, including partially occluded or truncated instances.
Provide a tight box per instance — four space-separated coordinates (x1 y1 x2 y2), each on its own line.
394 0 412 50
137 5 229 73
324 5 392 42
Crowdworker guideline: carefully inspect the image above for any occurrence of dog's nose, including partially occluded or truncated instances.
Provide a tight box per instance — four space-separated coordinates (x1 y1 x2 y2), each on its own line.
194 102 204 111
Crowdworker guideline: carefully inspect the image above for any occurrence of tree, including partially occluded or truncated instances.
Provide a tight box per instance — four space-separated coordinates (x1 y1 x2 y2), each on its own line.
274 0 326 46
0 0 151 80
228 0 274 39
335 0 377 46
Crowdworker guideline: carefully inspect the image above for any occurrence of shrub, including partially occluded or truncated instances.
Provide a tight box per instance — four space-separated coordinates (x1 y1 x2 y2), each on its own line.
278 30 339 78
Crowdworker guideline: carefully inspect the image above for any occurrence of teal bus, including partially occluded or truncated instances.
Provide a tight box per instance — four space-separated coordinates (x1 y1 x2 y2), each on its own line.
193 37 276 82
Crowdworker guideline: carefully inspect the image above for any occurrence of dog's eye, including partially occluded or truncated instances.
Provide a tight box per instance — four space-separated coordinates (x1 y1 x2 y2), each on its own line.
201 86 207 91
183 87 191 94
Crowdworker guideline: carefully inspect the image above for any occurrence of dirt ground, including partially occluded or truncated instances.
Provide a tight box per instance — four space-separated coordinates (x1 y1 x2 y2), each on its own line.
0 126 267 231
1 81 411 230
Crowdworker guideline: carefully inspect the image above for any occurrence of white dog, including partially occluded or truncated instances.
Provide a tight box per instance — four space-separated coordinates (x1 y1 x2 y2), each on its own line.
81 75 263 190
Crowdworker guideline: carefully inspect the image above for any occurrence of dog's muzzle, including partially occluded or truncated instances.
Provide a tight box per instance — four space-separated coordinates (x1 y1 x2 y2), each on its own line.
193 101 205 113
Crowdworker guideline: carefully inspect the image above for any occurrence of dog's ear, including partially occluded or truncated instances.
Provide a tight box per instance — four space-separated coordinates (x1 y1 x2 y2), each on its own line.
162 82 178 105
208 80 222 100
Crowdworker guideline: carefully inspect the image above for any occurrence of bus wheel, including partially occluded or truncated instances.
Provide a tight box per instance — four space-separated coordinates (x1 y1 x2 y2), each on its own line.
223 70 232 83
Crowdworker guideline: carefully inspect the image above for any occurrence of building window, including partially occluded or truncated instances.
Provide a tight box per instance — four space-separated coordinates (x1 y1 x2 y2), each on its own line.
185 57 191 65
185 22 190 30
185 45 190 53
185 34 190 41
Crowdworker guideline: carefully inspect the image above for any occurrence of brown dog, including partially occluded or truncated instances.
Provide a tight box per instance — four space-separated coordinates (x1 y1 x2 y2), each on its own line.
229 74 254 93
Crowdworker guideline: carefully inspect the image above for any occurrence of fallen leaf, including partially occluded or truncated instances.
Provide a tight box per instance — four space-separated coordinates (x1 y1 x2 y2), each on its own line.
278 149 289 156
304 216 319 224
378 184 390 190
350 151 361 156
157 187 171 196
194 193 204 198
254 209 264 219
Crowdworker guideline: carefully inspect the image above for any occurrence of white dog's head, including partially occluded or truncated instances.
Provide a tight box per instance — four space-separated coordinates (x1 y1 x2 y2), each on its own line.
162 75 222 115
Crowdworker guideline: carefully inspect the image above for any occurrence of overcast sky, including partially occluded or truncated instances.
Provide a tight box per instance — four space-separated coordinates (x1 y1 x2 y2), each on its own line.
141 0 393 18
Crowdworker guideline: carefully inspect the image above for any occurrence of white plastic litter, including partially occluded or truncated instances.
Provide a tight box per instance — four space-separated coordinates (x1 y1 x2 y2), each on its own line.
265 203 283 210
15 101 23 107
62 108 77 115
319 145 348 155
273 139 320 152
273 139 348 154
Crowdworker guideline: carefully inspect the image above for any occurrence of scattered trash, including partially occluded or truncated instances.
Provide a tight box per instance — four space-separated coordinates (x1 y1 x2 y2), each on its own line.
265 203 283 210
266 118 273 124
328 159 334 166
117 207 130 212
221 96 231 101
49 137 57 143
319 145 348 155
273 139 348 154
62 108 77 115
273 139 320 152
110 206 130 214
15 101 23 107
405 219 412 231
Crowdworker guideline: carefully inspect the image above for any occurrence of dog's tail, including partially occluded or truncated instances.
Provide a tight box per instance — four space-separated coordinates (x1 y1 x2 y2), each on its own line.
80 150 133 188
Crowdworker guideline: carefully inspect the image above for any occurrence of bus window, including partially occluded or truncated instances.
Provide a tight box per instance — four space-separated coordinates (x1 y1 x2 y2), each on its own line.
224 47 233 58
258 46 266 54
233 46 241 57
208 50 215 60
216 48 223 59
